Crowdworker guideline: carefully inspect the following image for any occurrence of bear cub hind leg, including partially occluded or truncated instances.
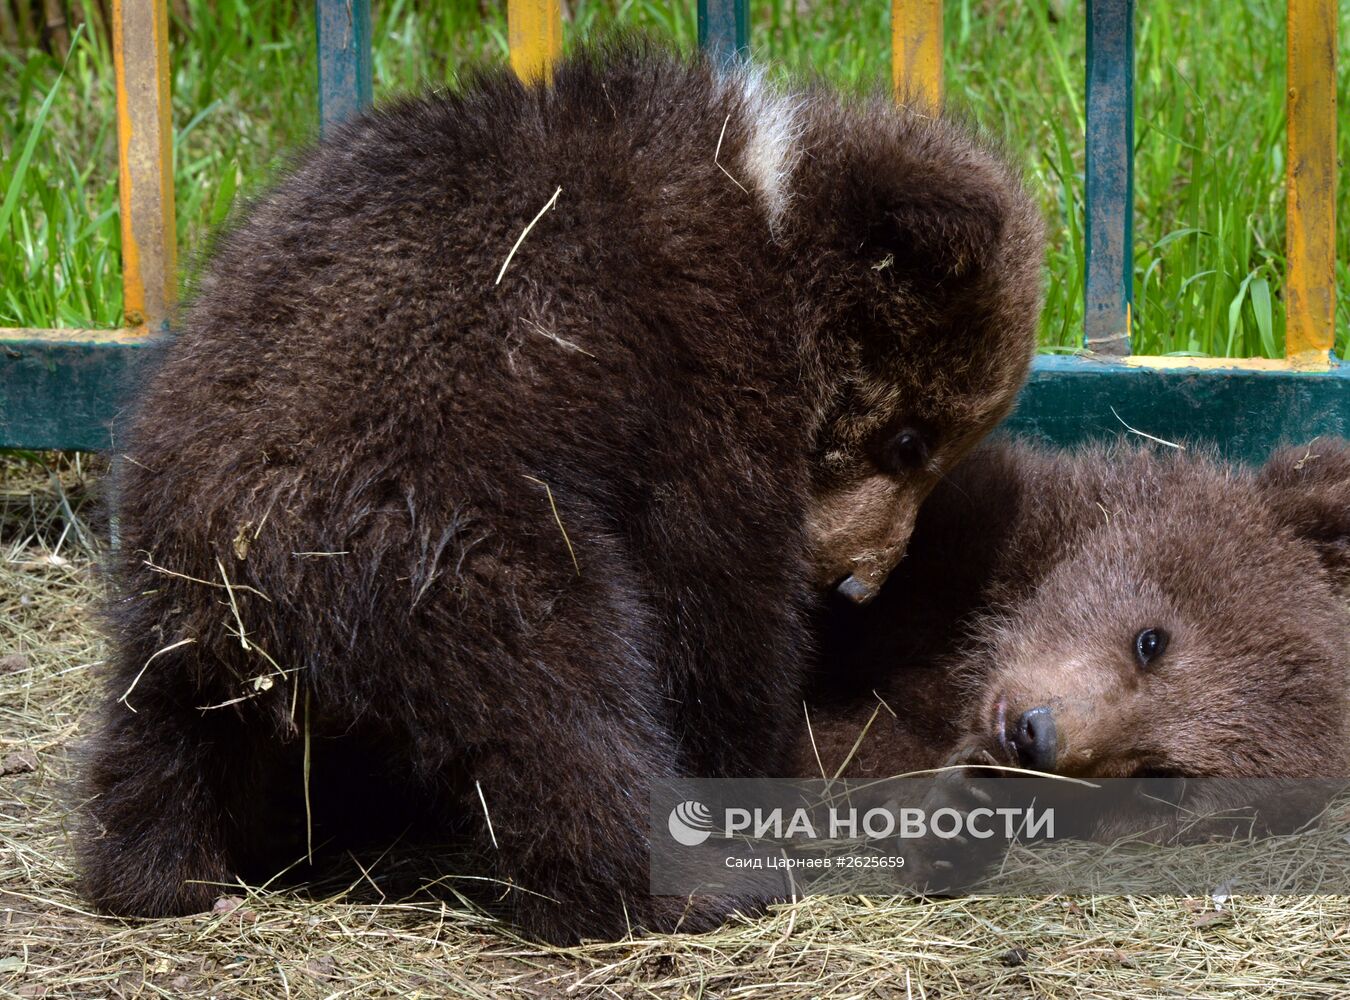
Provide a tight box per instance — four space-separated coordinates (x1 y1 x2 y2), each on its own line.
80 685 298 916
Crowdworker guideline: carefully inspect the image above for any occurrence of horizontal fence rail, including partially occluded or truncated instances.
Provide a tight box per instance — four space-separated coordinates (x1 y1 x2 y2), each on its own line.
0 0 1344 459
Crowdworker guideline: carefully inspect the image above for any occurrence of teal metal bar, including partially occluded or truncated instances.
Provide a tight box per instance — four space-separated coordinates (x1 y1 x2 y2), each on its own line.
1084 0 1134 355
9 346 1346 463
1002 355 1350 463
0 332 165 452
698 0 749 61
317 0 373 137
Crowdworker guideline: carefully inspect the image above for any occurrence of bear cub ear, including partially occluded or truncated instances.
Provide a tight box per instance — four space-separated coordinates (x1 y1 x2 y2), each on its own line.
1257 438 1350 588
833 123 1017 282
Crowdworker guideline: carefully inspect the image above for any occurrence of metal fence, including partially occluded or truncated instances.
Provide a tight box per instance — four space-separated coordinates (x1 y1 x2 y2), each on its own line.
0 0 1343 459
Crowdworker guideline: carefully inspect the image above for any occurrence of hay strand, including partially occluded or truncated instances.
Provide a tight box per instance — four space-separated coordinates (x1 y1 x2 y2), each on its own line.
496 186 562 285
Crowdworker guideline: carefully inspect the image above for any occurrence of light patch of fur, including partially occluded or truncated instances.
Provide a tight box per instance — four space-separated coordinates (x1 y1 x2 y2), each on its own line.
716 65 806 232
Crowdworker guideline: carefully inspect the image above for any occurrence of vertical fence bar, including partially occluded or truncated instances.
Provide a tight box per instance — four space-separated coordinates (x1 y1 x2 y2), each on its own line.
1286 0 1336 368
891 0 943 109
698 0 748 62
1083 0 1133 355
112 0 175 332
509 0 562 84
317 0 372 137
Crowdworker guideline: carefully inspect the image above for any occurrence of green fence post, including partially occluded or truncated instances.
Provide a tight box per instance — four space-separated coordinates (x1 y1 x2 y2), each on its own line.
1084 0 1134 355
317 0 372 137
698 0 748 62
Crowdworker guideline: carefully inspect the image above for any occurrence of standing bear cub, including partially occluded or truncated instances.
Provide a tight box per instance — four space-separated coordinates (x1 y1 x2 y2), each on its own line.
78 44 1043 943
808 438 1350 812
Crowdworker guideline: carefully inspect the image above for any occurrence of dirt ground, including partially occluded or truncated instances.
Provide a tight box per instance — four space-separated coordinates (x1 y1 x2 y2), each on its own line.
4 455 1350 999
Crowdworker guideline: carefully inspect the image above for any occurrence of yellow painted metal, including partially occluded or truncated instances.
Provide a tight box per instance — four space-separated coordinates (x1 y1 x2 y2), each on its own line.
0 327 161 346
1121 355 1302 373
892 0 942 110
112 0 176 332
508 0 562 85
1285 0 1336 369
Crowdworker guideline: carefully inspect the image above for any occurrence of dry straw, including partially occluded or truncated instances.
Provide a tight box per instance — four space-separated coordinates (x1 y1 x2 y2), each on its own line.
3 454 1350 998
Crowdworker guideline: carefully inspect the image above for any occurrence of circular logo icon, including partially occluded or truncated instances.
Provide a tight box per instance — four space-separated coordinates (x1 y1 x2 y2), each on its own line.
668 800 715 846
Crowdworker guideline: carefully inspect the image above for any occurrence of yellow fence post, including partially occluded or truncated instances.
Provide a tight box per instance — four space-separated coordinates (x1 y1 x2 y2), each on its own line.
508 0 562 85
112 0 176 332
892 0 943 110
1285 0 1336 369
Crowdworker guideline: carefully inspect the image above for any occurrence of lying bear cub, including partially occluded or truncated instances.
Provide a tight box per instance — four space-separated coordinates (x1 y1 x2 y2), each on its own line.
804 437 1350 852
78 44 1043 943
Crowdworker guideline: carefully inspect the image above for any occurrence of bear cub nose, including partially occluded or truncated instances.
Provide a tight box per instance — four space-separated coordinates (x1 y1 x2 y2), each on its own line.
1010 705 1057 771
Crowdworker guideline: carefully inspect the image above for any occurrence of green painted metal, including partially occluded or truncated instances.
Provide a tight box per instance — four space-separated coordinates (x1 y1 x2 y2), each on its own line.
0 331 164 452
317 0 373 138
698 0 749 61
1004 355 1350 463
6 342 1345 462
1084 0 1134 355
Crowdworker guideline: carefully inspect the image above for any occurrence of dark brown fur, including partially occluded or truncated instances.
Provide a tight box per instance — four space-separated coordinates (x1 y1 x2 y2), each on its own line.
805 438 1350 793
78 44 1042 943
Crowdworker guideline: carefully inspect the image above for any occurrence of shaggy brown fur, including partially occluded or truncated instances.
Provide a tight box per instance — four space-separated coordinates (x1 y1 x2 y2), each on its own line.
78 43 1042 943
806 438 1350 795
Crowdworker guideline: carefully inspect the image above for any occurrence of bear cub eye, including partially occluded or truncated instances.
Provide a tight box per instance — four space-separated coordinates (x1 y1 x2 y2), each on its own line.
1134 627 1169 668
882 428 929 473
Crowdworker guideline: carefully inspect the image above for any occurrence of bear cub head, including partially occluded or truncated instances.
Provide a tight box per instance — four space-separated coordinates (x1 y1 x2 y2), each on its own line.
816 438 1350 782
962 440 1350 780
753 85 1044 602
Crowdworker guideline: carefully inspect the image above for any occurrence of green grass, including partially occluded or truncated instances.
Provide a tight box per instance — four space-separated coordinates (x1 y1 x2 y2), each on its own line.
2 0 1347 358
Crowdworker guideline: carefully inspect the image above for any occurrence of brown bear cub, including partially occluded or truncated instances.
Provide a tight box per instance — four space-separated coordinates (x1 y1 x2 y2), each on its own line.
806 437 1350 799
78 43 1043 943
